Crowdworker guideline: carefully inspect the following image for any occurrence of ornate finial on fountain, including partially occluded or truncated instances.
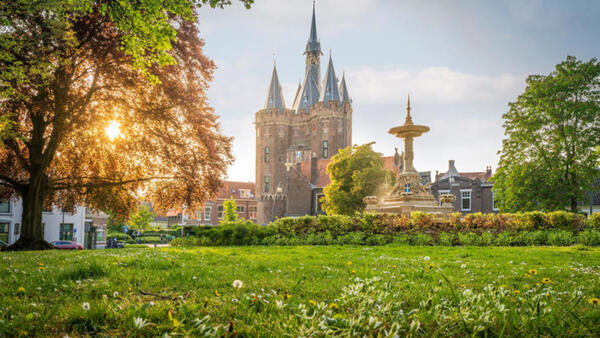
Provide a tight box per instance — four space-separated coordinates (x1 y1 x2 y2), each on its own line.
405 94 413 125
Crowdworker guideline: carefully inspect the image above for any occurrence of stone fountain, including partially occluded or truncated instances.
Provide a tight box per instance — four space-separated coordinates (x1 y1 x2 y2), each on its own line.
364 96 455 214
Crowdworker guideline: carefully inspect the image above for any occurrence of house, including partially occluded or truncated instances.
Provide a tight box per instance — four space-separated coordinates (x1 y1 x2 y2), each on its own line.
430 160 497 214
0 198 106 248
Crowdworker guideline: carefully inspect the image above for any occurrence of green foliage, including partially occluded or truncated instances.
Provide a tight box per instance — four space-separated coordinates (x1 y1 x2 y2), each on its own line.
220 197 238 224
322 143 396 215
128 205 154 231
106 232 132 241
494 56 600 212
588 212 600 229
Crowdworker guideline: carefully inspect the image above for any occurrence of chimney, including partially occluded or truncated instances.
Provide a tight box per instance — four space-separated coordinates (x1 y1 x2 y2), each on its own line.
449 160 456 170
486 166 492 176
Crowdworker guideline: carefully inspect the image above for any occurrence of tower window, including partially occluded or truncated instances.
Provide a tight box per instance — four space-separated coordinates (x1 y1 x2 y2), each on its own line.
264 146 270 163
404 183 411 193
264 176 270 193
322 140 329 158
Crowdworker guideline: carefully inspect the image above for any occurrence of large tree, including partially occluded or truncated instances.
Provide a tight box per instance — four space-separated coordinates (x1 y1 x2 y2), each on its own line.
494 56 600 212
0 0 252 250
322 143 395 216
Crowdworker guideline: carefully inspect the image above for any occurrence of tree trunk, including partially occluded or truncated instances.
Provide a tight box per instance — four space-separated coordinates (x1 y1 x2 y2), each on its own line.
6 171 54 251
570 196 578 213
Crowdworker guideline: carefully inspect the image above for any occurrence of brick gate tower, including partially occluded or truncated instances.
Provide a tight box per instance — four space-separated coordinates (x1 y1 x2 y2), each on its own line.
255 3 353 224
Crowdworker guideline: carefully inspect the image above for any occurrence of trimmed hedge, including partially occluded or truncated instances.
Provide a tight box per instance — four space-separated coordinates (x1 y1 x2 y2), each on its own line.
169 211 600 247
107 232 132 241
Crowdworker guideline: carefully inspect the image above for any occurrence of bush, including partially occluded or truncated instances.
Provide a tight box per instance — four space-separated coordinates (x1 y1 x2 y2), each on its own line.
588 213 600 229
107 232 132 241
577 230 600 246
437 232 455 246
547 230 576 246
136 236 162 244
409 233 433 246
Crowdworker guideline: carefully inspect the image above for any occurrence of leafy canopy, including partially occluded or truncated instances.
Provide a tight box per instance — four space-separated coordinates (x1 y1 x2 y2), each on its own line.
0 0 251 249
128 205 155 231
493 56 600 212
221 197 239 223
322 143 395 216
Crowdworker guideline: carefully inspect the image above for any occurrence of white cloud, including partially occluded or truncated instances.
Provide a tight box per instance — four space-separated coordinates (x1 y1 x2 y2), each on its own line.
348 66 526 106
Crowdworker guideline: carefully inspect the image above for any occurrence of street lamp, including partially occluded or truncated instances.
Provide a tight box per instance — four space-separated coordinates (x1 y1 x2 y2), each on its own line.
180 204 187 237
271 183 283 222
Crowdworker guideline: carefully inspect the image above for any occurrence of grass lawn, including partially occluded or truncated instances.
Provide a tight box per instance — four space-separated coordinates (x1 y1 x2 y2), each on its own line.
1 245 600 336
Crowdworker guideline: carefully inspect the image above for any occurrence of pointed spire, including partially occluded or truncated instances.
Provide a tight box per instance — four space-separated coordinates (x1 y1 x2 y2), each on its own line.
304 1 321 55
320 54 341 103
339 72 351 103
404 94 413 125
264 64 285 110
294 69 320 113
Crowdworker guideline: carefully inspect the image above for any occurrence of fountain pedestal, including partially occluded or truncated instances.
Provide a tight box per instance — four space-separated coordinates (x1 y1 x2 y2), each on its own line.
364 96 454 215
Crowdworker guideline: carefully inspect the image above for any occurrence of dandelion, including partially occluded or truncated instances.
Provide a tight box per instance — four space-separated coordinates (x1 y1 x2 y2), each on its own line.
17 287 25 293
82 302 90 311
541 278 552 284
513 290 520 295
309 299 317 306
232 280 243 289
351 270 356 274
392 265 397 269
528 269 538 275
215 290 220 297
588 298 600 305
133 317 150 329
285 294 292 300
113 291 119 298
346 261 352 266
524 273 531 278
168 311 181 327
329 303 339 310
423 256 430 261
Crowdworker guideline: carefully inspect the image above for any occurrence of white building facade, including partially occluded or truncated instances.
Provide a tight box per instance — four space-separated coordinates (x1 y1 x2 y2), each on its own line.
0 198 103 248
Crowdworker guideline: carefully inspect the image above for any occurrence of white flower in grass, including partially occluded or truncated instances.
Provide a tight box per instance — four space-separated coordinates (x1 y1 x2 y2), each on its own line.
82 302 90 311
423 256 430 261
232 280 243 289
134 317 150 329
461 264 467 269
113 291 119 298
231 298 239 303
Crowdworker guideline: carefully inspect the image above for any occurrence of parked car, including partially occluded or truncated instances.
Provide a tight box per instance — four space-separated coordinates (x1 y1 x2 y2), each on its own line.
51 240 83 250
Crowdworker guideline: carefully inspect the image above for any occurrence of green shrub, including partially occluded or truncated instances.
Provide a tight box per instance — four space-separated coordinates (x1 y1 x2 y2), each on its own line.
336 232 365 245
588 213 600 229
522 230 548 246
577 230 600 246
494 232 517 246
547 230 576 246
545 211 586 231
478 231 494 246
124 244 148 248
409 233 433 246
437 232 455 246
457 232 479 246
365 234 391 246
170 236 201 247
136 236 162 244
106 232 132 241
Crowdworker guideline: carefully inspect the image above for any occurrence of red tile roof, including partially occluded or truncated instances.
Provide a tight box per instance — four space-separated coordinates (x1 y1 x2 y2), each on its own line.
215 181 256 199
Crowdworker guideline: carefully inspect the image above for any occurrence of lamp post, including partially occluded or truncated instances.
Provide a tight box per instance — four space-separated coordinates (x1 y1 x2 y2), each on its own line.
180 204 187 237
271 183 283 222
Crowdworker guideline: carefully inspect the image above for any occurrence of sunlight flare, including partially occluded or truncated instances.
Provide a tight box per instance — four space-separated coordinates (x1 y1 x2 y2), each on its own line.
105 120 122 140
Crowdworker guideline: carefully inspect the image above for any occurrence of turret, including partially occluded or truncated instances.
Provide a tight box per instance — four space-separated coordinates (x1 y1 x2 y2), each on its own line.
264 63 285 111
320 54 341 104
340 73 351 103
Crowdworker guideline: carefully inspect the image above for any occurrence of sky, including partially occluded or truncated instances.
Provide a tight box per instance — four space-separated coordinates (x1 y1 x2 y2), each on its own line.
196 0 600 182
